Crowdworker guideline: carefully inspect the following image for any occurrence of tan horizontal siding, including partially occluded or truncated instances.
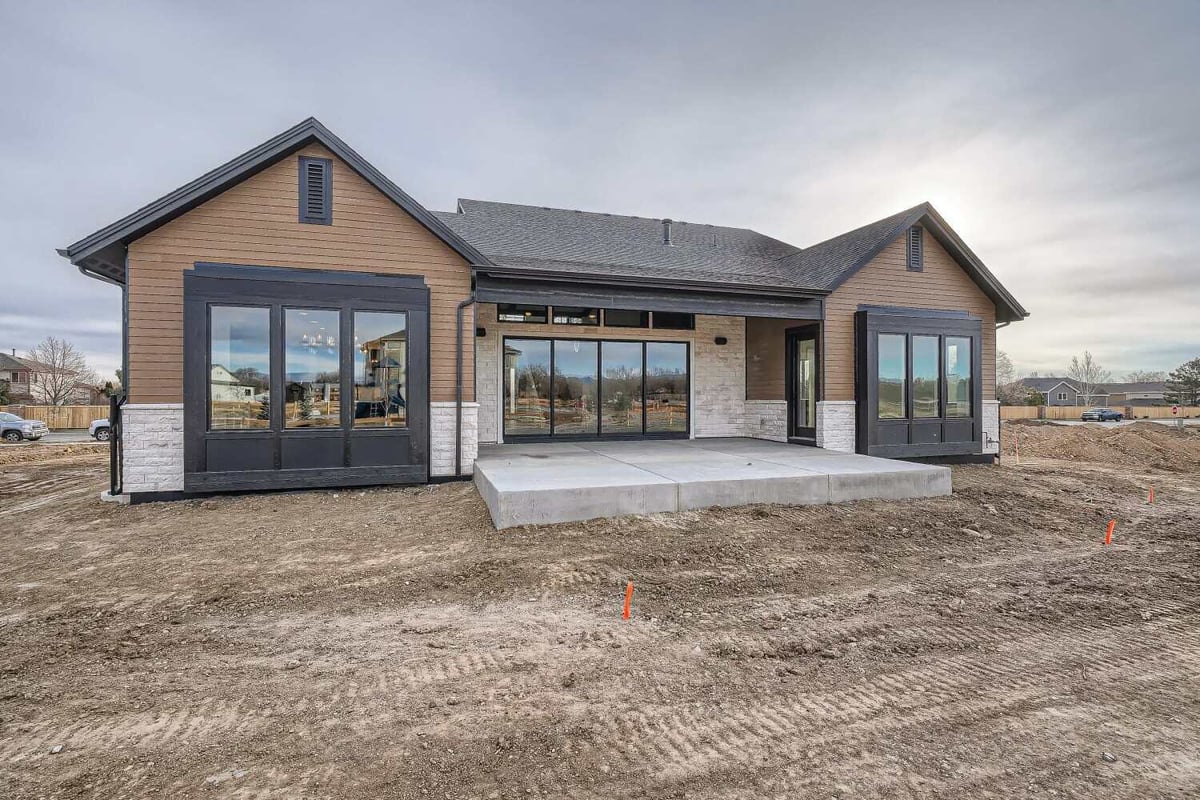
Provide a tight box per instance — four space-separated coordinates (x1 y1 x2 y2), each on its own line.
823 233 997 401
126 143 473 404
745 318 796 401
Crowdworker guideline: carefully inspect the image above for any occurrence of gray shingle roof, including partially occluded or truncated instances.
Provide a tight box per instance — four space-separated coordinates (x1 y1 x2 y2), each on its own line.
434 200 806 290
1020 377 1079 392
435 198 1028 321
0 353 31 372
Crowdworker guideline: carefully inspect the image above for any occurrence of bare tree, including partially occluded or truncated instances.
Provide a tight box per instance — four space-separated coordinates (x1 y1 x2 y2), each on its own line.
1124 370 1165 383
1067 351 1112 406
996 351 1015 387
25 337 98 406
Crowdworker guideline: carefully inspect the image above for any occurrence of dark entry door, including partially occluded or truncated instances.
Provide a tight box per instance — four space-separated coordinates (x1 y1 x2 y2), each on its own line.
786 327 819 442
183 264 429 493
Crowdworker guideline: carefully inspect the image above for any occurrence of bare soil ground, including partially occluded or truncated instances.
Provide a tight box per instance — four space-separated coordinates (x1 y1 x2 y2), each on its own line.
2 427 1198 799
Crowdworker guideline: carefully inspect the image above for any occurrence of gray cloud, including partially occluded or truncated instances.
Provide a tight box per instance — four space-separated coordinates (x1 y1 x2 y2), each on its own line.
1 0 1197 384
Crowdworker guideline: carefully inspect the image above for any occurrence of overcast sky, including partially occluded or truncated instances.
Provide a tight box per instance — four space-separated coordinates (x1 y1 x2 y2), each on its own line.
1 1 1197 383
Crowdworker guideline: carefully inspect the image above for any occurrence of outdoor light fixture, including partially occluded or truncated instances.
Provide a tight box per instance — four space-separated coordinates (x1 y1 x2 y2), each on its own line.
714 336 728 346
476 327 486 337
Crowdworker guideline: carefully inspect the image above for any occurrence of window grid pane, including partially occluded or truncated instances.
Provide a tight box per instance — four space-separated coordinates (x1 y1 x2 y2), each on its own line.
945 337 972 417
210 306 271 430
284 308 341 428
645 342 688 432
503 339 551 435
912 335 940 418
878 334 907 419
353 311 407 427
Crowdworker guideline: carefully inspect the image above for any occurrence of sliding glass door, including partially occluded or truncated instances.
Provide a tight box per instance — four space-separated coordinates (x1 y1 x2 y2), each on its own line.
503 337 689 440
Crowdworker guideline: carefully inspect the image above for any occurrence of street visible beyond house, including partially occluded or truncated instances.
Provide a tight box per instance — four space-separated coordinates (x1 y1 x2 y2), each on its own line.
2 423 1198 797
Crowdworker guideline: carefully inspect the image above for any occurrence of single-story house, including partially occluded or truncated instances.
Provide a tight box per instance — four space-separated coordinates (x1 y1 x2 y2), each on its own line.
1020 377 1167 407
58 118 1027 501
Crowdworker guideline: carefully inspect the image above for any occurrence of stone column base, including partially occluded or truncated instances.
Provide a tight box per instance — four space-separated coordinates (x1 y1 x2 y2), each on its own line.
816 401 856 453
743 400 788 442
983 400 1001 454
430 402 479 477
121 404 185 493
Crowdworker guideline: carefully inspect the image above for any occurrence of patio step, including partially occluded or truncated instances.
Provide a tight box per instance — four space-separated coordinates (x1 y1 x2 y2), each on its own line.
473 438 952 529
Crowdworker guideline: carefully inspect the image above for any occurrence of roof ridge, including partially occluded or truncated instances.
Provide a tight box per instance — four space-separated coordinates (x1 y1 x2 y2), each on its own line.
456 197 738 230
777 202 930 261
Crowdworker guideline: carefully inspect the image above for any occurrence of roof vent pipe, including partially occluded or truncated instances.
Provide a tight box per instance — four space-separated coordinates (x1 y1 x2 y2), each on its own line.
662 218 673 246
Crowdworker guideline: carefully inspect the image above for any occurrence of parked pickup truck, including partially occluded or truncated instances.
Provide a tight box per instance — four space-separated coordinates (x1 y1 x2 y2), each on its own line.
1081 407 1124 422
89 418 113 441
0 411 49 442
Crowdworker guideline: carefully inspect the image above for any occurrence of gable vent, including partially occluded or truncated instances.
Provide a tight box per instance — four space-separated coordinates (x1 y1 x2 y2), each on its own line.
906 225 923 271
298 156 332 225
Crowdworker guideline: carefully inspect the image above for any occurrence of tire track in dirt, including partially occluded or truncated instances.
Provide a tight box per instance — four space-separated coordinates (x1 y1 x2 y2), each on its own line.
573 618 1199 786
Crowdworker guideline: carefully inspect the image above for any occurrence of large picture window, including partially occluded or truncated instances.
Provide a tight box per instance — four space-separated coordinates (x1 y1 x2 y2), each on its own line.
503 337 689 439
354 311 407 427
209 306 271 430
875 331 975 421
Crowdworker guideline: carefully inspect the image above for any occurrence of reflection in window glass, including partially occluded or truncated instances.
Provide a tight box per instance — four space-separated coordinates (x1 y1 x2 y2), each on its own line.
551 307 599 325
603 309 648 328
652 312 695 330
878 334 907 419
645 342 688 432
285 308 341 428
946 337 972 417
354 311 407 427
552 340 598 434
210 306 271 430
601 341 643 435
497 304 547 323
504 339 551 435
912 335 940 418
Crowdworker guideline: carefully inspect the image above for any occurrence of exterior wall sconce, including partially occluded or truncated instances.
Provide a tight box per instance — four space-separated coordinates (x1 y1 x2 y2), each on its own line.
714 336 728 346
476 327 487 337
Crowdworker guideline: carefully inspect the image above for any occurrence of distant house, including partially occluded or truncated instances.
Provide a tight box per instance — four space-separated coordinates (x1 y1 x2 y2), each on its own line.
1018 377 1166 407
0 349 95 405
0 351 37 400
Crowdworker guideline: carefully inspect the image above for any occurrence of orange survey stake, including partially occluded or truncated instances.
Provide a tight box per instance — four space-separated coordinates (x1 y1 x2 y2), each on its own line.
1149 486 1155 504
1105 519 1116 545
623 582 634 619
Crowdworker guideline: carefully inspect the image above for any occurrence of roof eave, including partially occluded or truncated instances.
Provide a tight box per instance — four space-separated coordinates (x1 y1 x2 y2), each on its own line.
474 263 829 299
57 117 492 282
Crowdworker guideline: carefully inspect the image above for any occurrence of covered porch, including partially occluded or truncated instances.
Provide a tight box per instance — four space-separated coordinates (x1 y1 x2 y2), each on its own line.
473 437 950 529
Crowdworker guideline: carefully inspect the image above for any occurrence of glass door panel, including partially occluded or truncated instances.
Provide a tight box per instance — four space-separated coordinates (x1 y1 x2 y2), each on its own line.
795 337 816 430
646 342 688 433
601 340 643 435
552 340 598 435
503 339 551 436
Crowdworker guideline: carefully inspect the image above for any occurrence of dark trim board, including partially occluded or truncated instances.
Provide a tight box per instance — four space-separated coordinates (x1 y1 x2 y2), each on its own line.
183 262 430 493
477 274 823 320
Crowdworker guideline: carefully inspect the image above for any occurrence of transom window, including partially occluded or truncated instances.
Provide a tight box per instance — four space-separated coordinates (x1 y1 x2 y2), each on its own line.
497 304 548 324
551 307 600 325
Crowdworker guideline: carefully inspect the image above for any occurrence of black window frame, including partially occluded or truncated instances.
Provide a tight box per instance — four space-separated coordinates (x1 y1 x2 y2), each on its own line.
501 335 690 442
651 311 695 330
298 156 332 225
497 303 548 324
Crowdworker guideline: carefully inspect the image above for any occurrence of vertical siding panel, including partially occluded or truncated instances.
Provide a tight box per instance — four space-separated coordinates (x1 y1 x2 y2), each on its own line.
126 144 472 404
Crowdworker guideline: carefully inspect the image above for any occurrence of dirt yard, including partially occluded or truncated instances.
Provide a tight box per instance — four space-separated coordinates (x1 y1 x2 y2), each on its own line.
2 425 1198 799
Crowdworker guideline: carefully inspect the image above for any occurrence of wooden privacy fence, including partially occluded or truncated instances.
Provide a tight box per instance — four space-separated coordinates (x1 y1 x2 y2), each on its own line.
1001 405 1200 421
0 405 110 429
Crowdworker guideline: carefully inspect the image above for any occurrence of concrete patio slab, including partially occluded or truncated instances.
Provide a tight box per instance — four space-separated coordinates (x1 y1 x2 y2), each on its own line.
473 437 953 529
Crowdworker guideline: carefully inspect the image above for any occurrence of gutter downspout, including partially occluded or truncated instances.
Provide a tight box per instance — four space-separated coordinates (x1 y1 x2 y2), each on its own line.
455 293 476 477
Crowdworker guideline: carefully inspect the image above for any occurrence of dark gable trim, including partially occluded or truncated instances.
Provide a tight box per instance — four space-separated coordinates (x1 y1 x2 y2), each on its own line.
58 117 491 283
825 203 1028 324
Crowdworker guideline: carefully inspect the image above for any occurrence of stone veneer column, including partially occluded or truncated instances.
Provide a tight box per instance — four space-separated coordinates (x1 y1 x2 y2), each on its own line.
120 404 185 494
816 400 856 453
743 400 788 442
430 402 479 477
474 326 499 445
691 315 746 438
982 400 1000 455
